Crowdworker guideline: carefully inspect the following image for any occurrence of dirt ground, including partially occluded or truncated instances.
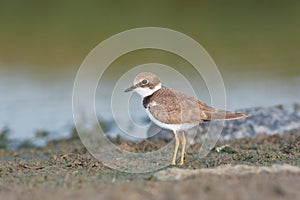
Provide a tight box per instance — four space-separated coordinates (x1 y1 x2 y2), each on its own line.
0 131 299 200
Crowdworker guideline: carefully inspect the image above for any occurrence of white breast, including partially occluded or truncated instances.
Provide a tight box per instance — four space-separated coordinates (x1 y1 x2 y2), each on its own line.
145 108 198 132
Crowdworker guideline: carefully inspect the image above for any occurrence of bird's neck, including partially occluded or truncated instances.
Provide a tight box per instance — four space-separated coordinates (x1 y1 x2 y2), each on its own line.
137 83 162 98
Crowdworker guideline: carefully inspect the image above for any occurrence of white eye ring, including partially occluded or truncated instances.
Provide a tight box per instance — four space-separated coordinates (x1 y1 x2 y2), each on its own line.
141 79 149 85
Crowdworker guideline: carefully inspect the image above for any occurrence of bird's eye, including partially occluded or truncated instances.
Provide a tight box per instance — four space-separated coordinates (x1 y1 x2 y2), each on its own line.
141 79 149 85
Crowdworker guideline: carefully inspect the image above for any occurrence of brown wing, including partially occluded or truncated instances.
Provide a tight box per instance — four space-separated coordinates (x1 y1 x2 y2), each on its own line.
147 88 207 124
147 88 247 124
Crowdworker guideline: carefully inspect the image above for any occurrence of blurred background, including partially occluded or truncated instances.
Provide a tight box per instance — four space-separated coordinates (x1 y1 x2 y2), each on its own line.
0 1 299 144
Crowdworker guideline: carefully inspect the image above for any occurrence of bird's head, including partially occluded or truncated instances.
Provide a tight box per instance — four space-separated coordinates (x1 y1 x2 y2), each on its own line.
124 72 162 97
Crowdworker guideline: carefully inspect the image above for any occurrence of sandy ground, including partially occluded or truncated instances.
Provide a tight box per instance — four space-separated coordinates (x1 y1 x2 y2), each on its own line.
0 132 299 200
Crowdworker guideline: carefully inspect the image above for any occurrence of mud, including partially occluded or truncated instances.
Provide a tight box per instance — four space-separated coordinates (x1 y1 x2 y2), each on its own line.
0 132 299 200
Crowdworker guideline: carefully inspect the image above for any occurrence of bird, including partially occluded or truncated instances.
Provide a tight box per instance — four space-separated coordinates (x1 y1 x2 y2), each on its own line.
125 72 248 165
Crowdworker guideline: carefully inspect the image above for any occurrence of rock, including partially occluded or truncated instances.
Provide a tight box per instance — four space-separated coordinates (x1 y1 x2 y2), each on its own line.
153 164 300 181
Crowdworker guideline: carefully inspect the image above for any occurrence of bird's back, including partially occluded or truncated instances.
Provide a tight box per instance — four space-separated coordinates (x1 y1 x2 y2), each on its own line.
143 88 247 125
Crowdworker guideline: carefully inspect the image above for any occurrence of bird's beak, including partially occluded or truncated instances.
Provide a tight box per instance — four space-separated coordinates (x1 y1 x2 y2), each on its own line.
124 85 136 92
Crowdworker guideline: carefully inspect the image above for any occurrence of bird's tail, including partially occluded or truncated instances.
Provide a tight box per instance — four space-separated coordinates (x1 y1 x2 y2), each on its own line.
222 111 248 120
205 110 248 121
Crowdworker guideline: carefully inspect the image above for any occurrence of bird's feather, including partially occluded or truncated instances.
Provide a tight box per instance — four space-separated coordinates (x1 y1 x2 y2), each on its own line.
143 88 247 124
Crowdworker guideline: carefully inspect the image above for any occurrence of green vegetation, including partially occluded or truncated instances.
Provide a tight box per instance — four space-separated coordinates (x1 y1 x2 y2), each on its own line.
0 1 300 70
0 127 10 149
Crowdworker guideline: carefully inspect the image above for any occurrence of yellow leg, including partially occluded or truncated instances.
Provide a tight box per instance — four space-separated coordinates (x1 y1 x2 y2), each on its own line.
179 131 186 165
172 131 180 165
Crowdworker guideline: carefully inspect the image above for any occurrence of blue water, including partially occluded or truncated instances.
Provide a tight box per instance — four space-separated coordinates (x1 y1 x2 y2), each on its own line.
1 64 300 142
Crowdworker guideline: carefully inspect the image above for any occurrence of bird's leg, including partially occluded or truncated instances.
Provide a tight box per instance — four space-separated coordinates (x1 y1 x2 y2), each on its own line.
179 131 186 165
172 131 180 165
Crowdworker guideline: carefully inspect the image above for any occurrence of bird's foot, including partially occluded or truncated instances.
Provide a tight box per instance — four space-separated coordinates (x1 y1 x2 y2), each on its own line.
179 159 184 166
171 159 176 165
